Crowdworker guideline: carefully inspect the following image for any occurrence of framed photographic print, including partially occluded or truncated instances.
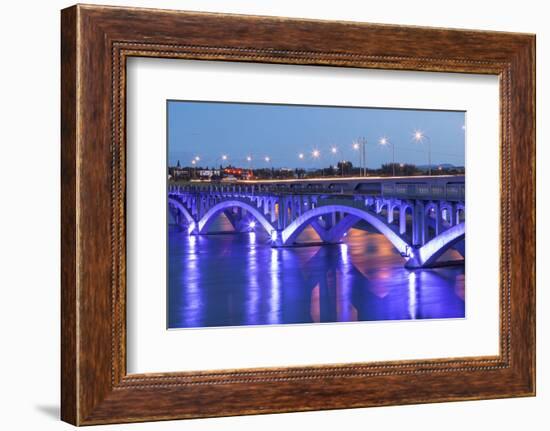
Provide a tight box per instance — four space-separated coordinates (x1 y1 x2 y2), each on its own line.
61 4 535 425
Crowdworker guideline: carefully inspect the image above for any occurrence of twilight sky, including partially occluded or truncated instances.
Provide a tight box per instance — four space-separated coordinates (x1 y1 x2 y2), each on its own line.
167 100 465 169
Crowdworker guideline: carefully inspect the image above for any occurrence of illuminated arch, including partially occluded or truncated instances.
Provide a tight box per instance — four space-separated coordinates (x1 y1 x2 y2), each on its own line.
406 222 465 268
197 200 274 236
168 197 196 234
281 204 410 256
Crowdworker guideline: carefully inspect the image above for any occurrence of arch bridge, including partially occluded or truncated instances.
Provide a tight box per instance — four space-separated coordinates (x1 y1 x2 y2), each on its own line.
168 176 465 269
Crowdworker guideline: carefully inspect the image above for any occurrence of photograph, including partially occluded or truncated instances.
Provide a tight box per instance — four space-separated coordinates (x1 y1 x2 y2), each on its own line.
167 101 466 329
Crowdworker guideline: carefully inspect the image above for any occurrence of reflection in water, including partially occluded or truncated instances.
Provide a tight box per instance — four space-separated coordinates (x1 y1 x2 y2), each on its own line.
168 218 465 329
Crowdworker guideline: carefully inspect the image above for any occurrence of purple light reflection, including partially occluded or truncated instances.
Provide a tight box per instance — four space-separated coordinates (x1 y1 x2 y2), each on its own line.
168 222 465 329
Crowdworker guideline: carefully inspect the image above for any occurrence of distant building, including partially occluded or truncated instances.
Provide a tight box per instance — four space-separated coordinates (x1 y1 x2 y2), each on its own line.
169 166 189 180
199 169 221 179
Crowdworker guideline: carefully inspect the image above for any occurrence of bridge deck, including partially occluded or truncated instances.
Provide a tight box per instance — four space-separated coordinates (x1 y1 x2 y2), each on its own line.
169 175 465 201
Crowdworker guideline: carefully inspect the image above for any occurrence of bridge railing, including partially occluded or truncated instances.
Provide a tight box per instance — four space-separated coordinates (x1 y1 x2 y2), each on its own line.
382 182 464 201
170 181 465 203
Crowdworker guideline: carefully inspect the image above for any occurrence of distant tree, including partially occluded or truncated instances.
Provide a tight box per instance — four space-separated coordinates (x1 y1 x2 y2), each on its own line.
397 163 420 176
294 168 306 178
337 161 353 176
380 163 403 176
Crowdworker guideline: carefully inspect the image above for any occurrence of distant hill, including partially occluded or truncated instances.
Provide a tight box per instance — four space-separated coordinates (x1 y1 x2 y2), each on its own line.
417 163 463 169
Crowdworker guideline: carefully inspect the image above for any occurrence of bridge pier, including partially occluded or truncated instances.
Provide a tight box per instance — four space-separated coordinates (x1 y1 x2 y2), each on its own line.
270 230 283 247
413 201 425 246
399 204 410 235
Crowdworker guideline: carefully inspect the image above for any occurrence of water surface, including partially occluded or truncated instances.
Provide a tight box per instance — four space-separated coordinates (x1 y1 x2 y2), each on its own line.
168 216 465 329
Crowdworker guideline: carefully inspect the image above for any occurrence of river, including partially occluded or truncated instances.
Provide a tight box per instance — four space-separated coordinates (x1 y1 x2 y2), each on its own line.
168 216 465 329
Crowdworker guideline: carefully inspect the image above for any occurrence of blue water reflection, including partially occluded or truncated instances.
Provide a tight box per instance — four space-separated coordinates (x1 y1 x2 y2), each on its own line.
168 221 465 329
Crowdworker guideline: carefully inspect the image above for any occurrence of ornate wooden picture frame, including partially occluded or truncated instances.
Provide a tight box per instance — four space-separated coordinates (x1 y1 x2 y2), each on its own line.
61 4 535 425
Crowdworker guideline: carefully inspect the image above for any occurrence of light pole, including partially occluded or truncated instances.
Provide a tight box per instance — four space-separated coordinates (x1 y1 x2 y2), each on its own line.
353 137 367 176
246 155 252 178
413 130 432 176
379 137 395 176
219 154 228 178
213 154 228 179
312 149 321 177
353 141 360 176
362 138 366 176
298 153 305 178
191 159 197 179
264 156 272 178
330 146 339 177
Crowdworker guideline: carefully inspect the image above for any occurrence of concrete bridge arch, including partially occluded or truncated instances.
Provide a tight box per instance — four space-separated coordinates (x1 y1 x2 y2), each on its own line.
168 197 196 234
279 204 411 257
406 222 465 268
197 199 275 237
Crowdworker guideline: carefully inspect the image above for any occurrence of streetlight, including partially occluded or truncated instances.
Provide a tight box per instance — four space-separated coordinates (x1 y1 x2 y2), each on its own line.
216 154 229 179
264 156 272 178
353 141 360 175
340 160 347 177
413 129 432 176
191 159 197 178
312 149 322 177
330 146 347 177
352 138 367 177
297 153 305 179
219 154 228 173
330 146 339 176
246 155 253 178
379 136 396 177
